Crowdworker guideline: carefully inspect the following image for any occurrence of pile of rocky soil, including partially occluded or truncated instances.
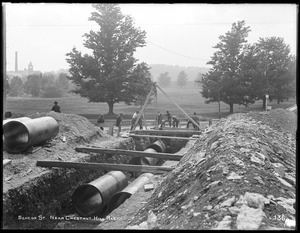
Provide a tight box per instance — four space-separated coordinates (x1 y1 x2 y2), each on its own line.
127 108 296 230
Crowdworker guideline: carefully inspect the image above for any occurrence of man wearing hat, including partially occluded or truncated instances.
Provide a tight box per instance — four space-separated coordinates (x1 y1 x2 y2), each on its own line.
51 101 61 113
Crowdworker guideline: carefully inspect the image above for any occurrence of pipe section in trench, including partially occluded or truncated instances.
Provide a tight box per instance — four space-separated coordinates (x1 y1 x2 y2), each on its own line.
72 171 128 217
3 116 59 154
130 139 167 166
107 173 154 213
72 140 166 217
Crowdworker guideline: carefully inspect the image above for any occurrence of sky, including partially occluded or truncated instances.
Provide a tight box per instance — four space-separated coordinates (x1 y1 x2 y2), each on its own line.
3 3 298 73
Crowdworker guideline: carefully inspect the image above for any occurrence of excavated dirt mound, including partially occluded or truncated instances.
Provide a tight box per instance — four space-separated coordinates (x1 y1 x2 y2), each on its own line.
3 112 147 229
127 108 296 230
248 108 297 136
3 111 112 192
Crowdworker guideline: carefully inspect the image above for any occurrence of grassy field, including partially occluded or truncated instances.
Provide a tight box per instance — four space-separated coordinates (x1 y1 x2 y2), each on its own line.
5 86 296 121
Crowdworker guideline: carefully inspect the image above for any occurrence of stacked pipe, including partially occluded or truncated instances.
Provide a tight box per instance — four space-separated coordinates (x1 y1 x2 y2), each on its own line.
72 140 166 217
3 117 59 153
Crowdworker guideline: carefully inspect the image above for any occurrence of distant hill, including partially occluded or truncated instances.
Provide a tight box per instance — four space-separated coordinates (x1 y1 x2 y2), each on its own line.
149 64 210 81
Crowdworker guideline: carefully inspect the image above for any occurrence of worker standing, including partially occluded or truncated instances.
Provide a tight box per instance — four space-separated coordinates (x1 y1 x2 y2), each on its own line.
97 114 105 130
187 112 200 130
156 111 163 129
130 110 139 131
159 110 172 129
138 113 143 130
165 111 172 127
51 101 61 113
116 113 123 137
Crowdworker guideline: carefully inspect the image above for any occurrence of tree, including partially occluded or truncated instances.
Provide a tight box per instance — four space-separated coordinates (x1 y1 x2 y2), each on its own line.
40 72 67 98
8 76 23 96
177 71 188 88
41 72 56 90
57 72 71 96
40 82 63 98
127 62 154 107
157 72 171 88
284 55 296 99
237 43 262 107
194 72 203 87
255 37 295 106
201 21 251 113
66 4 147 114
23 74 41 97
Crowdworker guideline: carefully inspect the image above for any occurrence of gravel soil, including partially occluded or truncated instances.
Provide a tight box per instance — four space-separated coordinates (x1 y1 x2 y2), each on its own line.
2 108 297 230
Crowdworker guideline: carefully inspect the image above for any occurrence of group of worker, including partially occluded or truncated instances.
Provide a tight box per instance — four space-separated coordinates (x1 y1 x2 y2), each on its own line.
156 111 200 130
50 100 201 137
97 109 203 137
95 110 201 137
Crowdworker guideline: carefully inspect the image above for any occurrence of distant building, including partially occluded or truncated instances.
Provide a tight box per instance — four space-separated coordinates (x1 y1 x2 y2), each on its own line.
7 51 41 81
28 61 33 73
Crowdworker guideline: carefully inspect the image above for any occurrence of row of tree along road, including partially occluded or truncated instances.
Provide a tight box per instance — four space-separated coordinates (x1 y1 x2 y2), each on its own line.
6 72 72 98
6 5 296 115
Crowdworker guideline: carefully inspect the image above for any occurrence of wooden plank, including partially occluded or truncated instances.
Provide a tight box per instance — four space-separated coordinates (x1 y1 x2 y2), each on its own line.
75 147 183 161
36 160 173 174
129 134 197 140
131 129 201 136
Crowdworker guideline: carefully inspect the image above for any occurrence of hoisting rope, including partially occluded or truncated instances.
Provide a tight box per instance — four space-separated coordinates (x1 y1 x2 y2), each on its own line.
155 84 201 130
131 82 201 132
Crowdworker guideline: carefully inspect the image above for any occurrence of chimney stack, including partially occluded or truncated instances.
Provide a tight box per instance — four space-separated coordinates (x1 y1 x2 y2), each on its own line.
15 51 18 72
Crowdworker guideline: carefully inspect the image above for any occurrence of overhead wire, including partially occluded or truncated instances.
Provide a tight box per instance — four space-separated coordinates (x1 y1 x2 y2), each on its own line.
146 40 208 61
6 21 295 64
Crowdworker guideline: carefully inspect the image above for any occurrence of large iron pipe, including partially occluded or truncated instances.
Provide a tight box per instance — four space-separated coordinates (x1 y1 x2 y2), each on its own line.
72 171 128 217
107 173 154 213
3 116 59 153
147 139 166 153
141 139 166 166
3 117 31 126
3 117 32 146
141 148 159 166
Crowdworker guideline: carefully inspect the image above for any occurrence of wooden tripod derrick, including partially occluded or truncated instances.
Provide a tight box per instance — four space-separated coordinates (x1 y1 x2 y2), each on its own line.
131 83 201 132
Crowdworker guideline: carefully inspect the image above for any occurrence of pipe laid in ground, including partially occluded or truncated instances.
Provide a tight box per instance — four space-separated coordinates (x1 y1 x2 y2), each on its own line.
72 140 166 217
3 116 59 153
107 173 154 213
72 171 128 217
141 139 166 166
